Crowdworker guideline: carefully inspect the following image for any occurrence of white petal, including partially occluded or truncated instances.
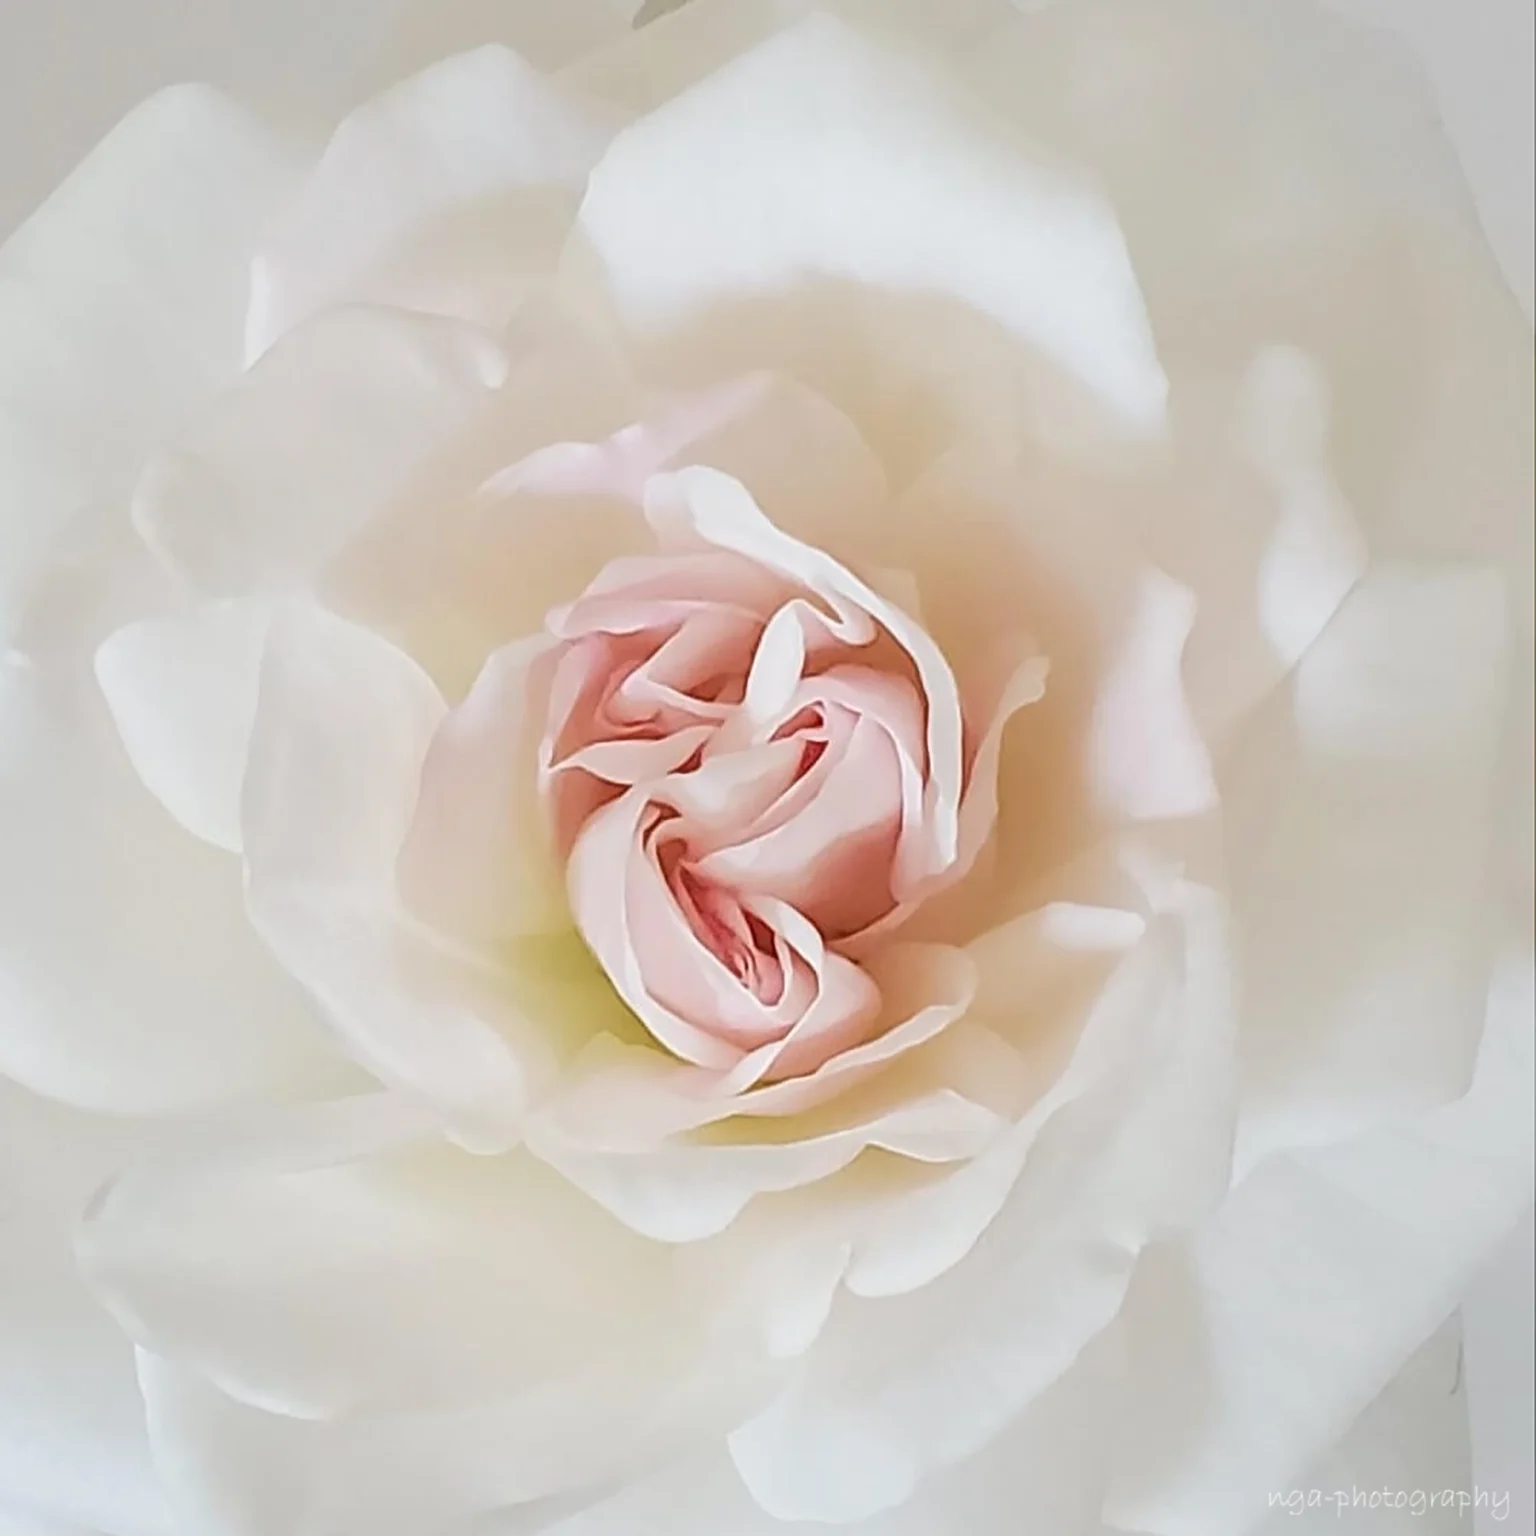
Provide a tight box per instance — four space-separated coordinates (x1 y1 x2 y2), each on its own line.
1463 1213 1536 1536
1105 945 1534 1536
81 1101 757 1533
248 48 616 360
0 86 301 631
729 878 1235 1522
319 299 644 695
1228 566 1515 1168
138 1345 753 1536
136 1354 309 1536
1240 346 1370 667
0 1234 170 1536
396 636 568 942
94 600 271 853
574 13 1165 431
136 305 509 600
1252 1324 1474 1535
1160 347 1370 748
77 1093 679 1420
241 604 547 1151
243 605 445 889
546 1331 1116 1535
0 653 341 1115
0 1082 173 1536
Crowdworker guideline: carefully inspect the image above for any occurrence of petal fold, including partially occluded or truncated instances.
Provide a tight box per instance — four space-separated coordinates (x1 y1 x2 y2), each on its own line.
248 47 616 360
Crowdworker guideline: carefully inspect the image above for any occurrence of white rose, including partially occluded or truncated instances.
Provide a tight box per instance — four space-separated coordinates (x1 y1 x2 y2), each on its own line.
1 3 1530 1535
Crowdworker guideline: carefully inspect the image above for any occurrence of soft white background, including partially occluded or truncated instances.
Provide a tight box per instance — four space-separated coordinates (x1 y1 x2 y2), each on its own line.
0 2 1530 1533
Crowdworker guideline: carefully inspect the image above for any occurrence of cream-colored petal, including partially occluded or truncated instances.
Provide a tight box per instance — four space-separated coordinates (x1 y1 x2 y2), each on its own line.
1088 569 1215 823
572 13 1165 438
247 47 616 360
397 635 569 943
81 1098 761 1533
893 449 1210 904
241 604 547 1151
527 1085 1003 1244
78 1094 679 1420
137 305 508 601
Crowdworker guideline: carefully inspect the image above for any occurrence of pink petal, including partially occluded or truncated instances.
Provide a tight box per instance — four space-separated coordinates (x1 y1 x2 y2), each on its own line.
646 465 968 888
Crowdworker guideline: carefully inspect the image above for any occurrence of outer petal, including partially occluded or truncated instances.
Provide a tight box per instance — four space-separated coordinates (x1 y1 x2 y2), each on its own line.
0 84 301 630
135 305 509 600
0 1081 173 1536
0 643 342 1115
78 1098 763 1535
241 605 550 1151
540 1329 1119 1536
78 1094 675 1420
94 600 271 854
1463 1213 1536 1536
1227 566 1515 1169
133 1345 756 1536
1253 1325 1474 1535
1105 946 1534 1536
962 0 1521 728
247 48 617 361
571 13 1166 440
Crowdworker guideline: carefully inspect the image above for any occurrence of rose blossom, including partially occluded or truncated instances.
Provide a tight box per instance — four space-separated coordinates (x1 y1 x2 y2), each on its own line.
0 3 1531 1535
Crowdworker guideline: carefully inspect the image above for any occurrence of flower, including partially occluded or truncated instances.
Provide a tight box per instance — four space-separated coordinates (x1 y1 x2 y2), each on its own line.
0 2 1530 1535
